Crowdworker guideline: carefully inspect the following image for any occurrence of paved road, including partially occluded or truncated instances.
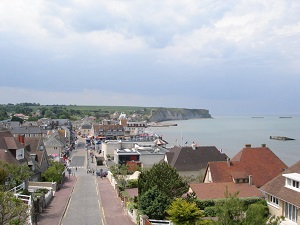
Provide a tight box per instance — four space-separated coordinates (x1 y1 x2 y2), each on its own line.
61 139 104 225
39 137 135 225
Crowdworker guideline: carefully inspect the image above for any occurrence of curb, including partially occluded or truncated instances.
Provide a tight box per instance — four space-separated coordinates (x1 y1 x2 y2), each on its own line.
97 178 107 225
59 176 77 225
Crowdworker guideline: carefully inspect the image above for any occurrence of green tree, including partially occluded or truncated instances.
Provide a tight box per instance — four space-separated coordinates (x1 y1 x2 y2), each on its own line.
42 162 65 183
0 108 8 120
0 168 8 187
139 186 171 220
0 191 30 225
27 116 38 121
138 162 188 199
243 203 268 225
0 162 32 191
10 116 24 124
44 109 54 118
166 198 203 225
215 190 244 225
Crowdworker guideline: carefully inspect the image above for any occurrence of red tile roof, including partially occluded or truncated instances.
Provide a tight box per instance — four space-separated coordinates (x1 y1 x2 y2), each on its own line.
190 182 264 200
208 146 287 187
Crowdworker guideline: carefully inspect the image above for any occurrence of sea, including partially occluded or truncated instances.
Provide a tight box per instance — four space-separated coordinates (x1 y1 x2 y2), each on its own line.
145 115 300 167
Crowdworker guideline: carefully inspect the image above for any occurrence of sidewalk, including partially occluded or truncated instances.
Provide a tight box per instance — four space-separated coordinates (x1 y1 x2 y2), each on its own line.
38 176 76 225
97 177 136 225
37 172 136 225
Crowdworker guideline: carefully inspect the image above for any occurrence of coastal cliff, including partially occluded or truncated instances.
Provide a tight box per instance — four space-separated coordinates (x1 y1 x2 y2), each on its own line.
148 108 211 122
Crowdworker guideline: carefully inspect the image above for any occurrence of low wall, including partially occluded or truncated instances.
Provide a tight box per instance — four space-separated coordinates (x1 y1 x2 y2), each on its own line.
28 181 56 207
29 181 57 191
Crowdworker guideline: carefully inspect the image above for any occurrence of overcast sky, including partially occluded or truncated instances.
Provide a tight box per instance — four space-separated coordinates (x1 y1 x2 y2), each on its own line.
0 1 299 116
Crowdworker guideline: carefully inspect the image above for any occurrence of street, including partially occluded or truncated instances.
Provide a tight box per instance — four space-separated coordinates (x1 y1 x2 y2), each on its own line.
61 138 105 225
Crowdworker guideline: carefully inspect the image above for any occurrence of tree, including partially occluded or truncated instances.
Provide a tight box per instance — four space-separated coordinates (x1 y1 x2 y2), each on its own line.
138 162 188 199
139 186 171 220
215 190 245 225
0 191 30 225
214 189 283 225
42 162 65 183
166 198 203 225
0 162 32 191
10 116 24 124
0 108 8 120
44 109 54 118
243 203 268 225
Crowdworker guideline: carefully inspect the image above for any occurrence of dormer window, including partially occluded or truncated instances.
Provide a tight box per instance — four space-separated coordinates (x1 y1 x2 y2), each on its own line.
283 173 300 192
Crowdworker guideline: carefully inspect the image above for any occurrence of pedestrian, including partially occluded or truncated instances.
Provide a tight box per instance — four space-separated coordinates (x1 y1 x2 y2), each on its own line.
76 167 77 171
93 170 95 175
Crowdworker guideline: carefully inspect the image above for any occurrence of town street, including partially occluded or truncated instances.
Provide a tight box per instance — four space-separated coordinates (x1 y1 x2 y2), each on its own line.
61 138 105 225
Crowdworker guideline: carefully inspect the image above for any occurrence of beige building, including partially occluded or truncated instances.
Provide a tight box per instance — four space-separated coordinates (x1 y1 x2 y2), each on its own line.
261 161 300 225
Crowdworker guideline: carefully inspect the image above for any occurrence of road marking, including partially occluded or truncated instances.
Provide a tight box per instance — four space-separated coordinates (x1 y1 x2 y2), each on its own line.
68 166 84 169
63 198 71 218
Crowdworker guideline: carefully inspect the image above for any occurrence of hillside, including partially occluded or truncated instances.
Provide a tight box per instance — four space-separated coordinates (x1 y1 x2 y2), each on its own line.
0 103 211 122
148 108 211 122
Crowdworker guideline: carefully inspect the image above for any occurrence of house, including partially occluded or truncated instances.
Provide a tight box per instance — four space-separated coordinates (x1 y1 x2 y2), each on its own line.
203 144 288 188
0 129 26 163
9 125 48 138
0 128 41 181
189 182 264 200
79 123 92 137
102 140 168 168
119 119 147 138
165 145 228 179
92 124 125 140
38 118 72 130
24 137 50 174
13 113 27 120
43 130 66 158
260 160 300 225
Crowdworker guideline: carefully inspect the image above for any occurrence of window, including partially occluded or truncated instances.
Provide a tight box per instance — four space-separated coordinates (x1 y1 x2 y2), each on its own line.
285 202 298 223
269 195 279 206
292 180 299 188
283 173 300 192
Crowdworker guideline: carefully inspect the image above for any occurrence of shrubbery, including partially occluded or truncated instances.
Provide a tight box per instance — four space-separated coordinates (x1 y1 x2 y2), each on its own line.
204 206 217 217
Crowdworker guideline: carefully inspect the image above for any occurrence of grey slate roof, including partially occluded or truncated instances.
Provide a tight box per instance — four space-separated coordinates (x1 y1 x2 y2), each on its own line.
10 126 47 135
82 124 92 129
166 146 228 171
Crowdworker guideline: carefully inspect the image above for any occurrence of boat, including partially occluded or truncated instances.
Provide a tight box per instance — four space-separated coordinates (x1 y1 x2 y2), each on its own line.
270 136 295 141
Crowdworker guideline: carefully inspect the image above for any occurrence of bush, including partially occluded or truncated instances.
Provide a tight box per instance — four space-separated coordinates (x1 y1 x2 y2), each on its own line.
35 188 49 194
243 197 264 208
127 179 138 188
195 199 216 210
204 206 217 217
21 188 30 195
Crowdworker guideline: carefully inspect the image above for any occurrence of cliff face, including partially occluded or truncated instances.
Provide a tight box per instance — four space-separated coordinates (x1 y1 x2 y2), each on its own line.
148 108 211 122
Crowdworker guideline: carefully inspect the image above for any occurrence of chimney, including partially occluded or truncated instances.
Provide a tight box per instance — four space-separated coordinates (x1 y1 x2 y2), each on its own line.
20 135 25 144
227 157 231 166
261 144 266 148
245 144 251 148
249 175 253 186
